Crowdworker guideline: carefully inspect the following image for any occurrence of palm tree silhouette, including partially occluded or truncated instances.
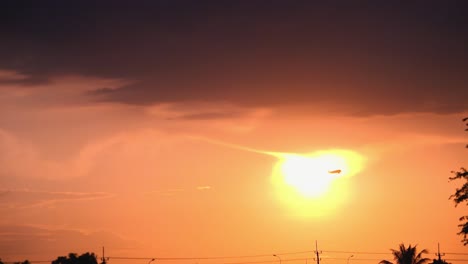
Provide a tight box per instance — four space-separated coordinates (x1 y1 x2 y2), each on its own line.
380 244 430 264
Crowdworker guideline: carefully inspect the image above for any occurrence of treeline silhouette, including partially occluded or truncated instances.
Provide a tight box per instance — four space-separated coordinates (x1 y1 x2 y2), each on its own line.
0 245 454 264
0 253 98 264
52 253 97 264
0 260 30 264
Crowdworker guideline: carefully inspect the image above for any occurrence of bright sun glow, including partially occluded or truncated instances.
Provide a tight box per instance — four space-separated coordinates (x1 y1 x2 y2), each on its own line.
281 153 347 198
271 149 365 218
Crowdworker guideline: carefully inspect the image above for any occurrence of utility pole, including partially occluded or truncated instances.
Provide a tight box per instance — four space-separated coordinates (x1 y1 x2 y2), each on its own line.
101 247 107 264
435 243 445 262
314 241 321 264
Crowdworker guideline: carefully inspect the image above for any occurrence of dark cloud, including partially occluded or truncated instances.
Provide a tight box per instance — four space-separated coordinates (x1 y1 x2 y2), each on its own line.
0 75 50 86
1 1 468 115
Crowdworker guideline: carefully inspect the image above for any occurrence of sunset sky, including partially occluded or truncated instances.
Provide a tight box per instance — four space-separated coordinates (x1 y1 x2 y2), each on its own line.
1 1 468 264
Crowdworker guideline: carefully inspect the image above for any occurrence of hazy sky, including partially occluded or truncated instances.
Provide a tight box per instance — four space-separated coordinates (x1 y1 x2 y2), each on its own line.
1 1 468 264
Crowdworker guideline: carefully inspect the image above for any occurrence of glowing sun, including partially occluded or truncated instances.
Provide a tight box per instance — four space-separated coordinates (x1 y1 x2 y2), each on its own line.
280 153 347 198
271 149 364 217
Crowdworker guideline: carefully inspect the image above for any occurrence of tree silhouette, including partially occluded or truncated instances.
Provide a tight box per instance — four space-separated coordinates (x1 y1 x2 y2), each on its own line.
449 117 468 245
14 261 30 264
0 258 4 264
430 258 450 264
52 253 98 264
379 244 430 264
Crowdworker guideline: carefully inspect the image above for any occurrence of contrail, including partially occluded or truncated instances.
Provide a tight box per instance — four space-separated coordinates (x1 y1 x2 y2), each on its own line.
187 135 345 175
187 135 286 159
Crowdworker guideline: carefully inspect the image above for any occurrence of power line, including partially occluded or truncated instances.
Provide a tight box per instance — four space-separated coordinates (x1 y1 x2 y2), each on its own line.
77 257 468 264
321 258 382 260
321 250 468 256
108 251 316 261
107 257 306 262
211 257 311 264
6 248 468 264
322 251 389 255
109 255 274 261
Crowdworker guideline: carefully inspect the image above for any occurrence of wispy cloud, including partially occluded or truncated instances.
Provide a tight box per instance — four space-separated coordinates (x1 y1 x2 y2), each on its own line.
142 188 185 196
143 186 213 196
196 186 211 191
0 189 115 209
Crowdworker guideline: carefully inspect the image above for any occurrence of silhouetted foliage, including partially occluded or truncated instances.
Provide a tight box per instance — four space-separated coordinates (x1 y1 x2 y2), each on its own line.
52 253 98 264
449 117 468 245
379 244 430 264
430 258 450 264
14 261 30 264
0 258 4 264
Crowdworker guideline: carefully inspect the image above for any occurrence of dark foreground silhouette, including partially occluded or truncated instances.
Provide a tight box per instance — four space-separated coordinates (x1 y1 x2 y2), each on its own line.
449 117 468 245
379 243 430 264
52 253 98 264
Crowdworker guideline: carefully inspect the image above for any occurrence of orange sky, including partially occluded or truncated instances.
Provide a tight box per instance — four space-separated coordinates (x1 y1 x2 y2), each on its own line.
1 2 468 264
0 73 467 262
